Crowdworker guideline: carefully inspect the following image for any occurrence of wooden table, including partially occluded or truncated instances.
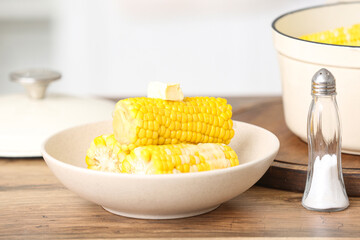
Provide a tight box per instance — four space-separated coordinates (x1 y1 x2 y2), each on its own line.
1 97 360 239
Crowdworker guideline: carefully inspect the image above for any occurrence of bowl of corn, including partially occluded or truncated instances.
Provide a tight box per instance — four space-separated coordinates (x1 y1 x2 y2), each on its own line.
272 2 360 154
42 96 279 219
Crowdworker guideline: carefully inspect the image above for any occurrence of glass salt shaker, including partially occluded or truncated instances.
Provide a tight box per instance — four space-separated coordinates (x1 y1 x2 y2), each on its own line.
302 68 349 212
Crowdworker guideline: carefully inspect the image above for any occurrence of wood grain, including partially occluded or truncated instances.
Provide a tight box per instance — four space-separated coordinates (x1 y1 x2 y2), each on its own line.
1 158 360 239
232 97 360 197
1 97 360 239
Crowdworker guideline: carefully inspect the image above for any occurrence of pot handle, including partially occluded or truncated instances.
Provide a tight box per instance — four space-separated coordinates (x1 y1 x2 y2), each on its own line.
10 69 61 100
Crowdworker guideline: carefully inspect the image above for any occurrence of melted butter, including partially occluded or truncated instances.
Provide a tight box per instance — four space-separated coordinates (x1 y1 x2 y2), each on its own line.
147 82 184 101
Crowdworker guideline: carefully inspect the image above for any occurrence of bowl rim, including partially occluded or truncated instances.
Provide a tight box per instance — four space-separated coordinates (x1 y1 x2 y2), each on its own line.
272 2 360 49
41 120 280 180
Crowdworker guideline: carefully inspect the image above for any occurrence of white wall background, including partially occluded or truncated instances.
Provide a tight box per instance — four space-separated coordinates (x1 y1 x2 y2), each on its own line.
1 0 326 97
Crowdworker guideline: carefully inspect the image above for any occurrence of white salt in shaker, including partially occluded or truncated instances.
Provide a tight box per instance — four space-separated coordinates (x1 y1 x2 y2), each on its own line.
302 68 349 212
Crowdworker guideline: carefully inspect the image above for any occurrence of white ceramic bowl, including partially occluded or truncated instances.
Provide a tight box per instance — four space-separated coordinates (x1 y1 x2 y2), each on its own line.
272 2 360 154
42 120 279 219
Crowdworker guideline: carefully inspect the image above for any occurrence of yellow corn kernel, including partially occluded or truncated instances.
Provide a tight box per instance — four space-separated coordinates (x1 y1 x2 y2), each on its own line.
94 136 106 147
140 149 151 162
85 156 96 165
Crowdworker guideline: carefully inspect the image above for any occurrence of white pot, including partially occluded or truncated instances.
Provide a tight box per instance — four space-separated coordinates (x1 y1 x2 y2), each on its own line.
272 2 360 154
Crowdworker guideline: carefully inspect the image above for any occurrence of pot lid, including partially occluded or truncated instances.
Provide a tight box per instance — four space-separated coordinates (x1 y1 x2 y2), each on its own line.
0 69 115 157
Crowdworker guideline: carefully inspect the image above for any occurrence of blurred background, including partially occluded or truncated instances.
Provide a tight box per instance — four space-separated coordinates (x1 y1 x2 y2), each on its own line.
0 0 327 97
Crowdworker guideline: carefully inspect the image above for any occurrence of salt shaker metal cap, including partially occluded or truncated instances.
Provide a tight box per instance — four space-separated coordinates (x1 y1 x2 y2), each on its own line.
10 69 61 100
311 68 336 96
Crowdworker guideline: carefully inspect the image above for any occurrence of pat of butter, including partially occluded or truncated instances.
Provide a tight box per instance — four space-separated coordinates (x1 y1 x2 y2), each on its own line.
147 82 184 101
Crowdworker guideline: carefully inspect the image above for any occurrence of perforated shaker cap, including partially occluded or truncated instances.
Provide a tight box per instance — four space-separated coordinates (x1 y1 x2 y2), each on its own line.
311 68 336 96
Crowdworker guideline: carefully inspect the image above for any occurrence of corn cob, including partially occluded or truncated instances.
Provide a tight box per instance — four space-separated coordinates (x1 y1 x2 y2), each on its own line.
113 97 234 151
85 134 126 172
86 134 239 174
122 143 239 174
300 23 360 46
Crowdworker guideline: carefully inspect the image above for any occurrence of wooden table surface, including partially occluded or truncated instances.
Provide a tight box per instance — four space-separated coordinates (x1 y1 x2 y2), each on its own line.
1 96 360 239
